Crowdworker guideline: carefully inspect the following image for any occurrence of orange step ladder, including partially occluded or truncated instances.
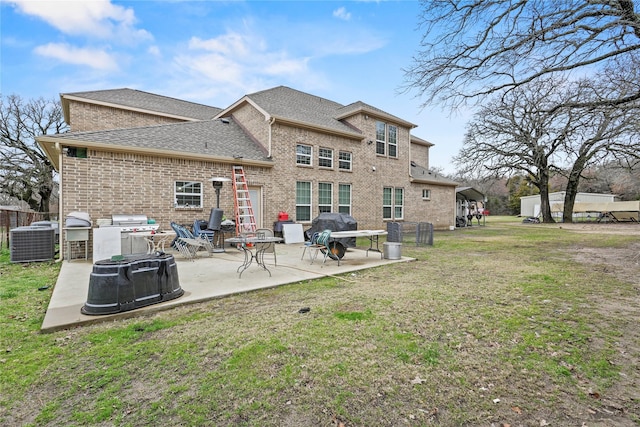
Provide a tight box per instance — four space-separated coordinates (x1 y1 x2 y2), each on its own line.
231 165 257 235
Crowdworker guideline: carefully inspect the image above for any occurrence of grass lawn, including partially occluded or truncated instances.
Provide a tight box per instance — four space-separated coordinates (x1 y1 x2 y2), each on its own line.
1 217 639 426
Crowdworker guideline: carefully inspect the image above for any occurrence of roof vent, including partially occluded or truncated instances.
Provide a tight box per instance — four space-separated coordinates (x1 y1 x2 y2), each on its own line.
220 118 230 124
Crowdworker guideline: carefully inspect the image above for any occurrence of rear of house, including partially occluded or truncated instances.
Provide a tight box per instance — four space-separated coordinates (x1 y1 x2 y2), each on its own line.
38 86 458 260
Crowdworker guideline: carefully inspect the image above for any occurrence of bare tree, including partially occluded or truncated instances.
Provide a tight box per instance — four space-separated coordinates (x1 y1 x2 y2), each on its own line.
455 77 571 222
456 73 640 222
556 62 640 221
403 0 640 110
0 95 67 218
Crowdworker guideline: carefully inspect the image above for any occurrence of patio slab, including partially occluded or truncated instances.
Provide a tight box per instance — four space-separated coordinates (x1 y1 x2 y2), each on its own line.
41 243 413 332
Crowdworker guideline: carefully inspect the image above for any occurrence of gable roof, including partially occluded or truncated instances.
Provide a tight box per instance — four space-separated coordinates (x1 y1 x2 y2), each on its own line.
217 86 415 140
61 88 222 123
335 101 416 128
38 118 272 170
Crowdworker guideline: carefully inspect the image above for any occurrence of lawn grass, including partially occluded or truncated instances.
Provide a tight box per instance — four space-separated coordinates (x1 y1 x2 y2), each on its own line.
1 217 639 426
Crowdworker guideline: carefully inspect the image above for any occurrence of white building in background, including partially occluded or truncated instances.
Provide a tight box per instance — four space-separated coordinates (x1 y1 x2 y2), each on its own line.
520 192 618 218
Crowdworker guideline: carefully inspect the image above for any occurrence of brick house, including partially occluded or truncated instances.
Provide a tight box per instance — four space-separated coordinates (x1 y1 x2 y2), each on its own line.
37 86 458 259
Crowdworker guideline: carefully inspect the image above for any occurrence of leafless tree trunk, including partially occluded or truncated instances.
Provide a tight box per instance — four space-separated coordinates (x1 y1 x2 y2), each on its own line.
0 95 67 218
454 78 572 222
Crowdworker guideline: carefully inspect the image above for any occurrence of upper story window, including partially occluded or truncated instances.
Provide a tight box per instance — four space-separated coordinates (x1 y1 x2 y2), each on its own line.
175 181 202 208
338 151 352 171
296 144 312 166
318 148 333 168
376 121 398 158
388 125 398 158
376 121 386 155
422 189 431 200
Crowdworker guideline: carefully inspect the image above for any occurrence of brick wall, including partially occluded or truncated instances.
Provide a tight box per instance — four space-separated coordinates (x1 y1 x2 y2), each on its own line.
68 101 186 132
61 98 455 261
61 148 271 258
231 105 456 231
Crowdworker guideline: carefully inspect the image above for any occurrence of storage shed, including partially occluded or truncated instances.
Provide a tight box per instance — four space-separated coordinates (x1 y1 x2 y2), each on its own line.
520 192 618 218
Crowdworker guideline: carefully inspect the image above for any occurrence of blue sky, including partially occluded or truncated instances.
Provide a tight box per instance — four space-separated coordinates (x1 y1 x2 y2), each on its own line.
1 0 469 173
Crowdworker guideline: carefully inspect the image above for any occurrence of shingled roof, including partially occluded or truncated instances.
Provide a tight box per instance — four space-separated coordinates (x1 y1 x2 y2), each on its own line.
62 88 222 121
243 86 359 135
220 86 415 139
38 118 271 169
410 162 458 186
336 101 416 128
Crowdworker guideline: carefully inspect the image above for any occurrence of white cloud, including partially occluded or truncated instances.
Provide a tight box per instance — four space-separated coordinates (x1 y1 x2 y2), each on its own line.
148 45 161 57
34 43 119 71
177 30 316 92
189 34 250 57
333 7 351 21
9 0 152 43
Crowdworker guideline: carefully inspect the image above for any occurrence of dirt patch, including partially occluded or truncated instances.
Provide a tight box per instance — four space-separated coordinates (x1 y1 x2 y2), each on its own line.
537 222 640 236
565 228 640 426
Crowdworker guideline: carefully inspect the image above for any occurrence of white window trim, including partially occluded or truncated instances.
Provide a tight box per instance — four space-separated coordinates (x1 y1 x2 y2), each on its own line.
296 181 312 222
174 180 203 208
388 125 398 158
318 147 334 169
338 151 352 171
338 183 352 215
422 189 431 200
376 121 386 156
296 144 313 166
318 182 333 213
383 186 404 220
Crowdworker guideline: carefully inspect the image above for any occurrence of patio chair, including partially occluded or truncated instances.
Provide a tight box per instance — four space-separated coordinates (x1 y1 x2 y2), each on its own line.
170 222 213 260
193 219 215 243
300 231 320 261
255 228 277 266
308 229 340 266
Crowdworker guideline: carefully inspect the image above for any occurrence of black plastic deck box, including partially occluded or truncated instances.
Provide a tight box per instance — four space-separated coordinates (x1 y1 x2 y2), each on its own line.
81 253 183 315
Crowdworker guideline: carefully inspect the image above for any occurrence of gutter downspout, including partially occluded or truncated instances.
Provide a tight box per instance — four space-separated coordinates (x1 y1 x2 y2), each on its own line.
56 142 65 261
267 117 275 158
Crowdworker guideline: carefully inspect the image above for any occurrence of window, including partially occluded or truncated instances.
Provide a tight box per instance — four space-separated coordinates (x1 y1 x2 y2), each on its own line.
66 147 87 158
376 121 386 155
296 181 312 221
175 181 203 208
388 125 398 158
394 188 404 219
338 184 352 214
422 189 431 200
338 151 352 171
376 121 399 158
318 148 333 168
383 187 404 220
296 144 312 165
318 182 333 213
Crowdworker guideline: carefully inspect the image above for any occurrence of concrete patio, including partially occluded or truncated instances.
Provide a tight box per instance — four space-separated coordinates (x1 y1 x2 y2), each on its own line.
41 243 413 332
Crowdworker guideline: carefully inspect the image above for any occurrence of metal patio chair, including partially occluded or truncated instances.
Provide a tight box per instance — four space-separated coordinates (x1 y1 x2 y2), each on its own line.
170 222 213 260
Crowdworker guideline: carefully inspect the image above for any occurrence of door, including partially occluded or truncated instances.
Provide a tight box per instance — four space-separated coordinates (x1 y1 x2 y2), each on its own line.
249 186 262 228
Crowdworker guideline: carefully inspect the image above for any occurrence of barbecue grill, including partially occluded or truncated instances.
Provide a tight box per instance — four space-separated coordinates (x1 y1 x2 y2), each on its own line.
99 214 160 256
111 214 159 232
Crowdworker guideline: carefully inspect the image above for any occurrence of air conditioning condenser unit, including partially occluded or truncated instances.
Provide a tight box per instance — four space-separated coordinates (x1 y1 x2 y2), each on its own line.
10 226 56 263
